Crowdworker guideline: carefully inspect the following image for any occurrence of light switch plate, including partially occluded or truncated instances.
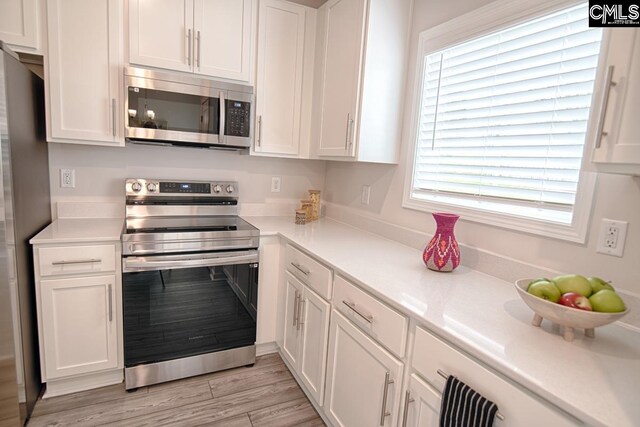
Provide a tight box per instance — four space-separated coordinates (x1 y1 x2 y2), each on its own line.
361 185 371 205
271 176 281 193
60 169 75 188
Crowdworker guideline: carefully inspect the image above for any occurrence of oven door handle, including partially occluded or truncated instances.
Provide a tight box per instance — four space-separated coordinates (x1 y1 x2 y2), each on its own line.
123 251 258 272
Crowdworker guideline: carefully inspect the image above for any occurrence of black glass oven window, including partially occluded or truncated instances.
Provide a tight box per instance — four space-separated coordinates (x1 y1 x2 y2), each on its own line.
123 264 258 367
128 87 219 134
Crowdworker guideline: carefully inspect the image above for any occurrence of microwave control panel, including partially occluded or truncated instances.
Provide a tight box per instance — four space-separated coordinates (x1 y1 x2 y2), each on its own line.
226 100 251 138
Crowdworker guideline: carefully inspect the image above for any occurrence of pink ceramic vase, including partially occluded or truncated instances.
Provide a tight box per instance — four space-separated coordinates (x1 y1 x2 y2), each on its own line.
423 213 460 272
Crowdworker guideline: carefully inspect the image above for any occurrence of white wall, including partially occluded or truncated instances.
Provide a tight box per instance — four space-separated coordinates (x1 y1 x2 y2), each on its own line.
324 0 640 294
48 142 326 216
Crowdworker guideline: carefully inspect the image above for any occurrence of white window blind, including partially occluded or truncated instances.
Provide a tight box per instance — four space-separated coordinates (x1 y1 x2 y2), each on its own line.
412 4 603 219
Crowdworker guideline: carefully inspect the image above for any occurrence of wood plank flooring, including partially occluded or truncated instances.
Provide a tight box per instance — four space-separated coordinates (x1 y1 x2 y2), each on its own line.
27 353 326 427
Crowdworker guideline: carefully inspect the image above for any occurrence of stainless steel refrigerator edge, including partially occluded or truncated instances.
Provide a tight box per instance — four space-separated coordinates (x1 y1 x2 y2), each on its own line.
0 42 51 425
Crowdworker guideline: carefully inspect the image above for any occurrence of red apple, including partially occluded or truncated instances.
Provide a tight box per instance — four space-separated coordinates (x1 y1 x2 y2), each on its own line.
559 292 593 311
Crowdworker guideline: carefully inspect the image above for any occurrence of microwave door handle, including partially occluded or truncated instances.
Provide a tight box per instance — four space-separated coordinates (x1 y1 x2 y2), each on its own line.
219 91 226 144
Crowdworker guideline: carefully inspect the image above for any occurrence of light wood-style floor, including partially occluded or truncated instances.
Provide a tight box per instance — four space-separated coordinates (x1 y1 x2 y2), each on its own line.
27 353 325 427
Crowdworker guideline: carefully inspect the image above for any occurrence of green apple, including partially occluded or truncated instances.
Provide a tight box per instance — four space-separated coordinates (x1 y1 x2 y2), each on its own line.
587 277 615 294
527 280 561 303
553 274 592 297
589 290 626 313
529 277 551 286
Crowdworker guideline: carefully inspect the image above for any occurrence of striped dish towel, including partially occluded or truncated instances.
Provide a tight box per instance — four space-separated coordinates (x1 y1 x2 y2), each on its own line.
439 375 499 427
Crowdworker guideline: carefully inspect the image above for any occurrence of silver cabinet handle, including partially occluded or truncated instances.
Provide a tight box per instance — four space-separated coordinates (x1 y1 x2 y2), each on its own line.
196 30 201 68
347 114 354 150
111 98 116 137
344 113 353 149
296 292 303 331
108 284 113 322
52 259 101 266
219 91 226 143
291 262 310 276
401 390 415 427
256 115 262 147
298 298 306 329
595 65 617 149
342 300 373 324
293 290 300 327
436 369 505 421
379 371 394 426
187 28 192 66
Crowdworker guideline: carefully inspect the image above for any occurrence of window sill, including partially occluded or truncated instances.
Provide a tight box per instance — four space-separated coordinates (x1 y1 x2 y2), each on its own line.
402 173 596 244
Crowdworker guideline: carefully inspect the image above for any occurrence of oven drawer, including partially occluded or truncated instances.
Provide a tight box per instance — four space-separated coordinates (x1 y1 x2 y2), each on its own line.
38 244 117 277
284 244 333 300
333 275 408 358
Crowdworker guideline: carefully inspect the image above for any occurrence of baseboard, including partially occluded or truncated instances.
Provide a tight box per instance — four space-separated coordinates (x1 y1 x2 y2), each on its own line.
256 341 279 356
43 369 123 398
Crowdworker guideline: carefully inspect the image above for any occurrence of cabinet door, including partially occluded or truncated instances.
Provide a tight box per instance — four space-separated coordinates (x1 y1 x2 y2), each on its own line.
403 374 441 427
299 286 330 405
40 275 118 380
281 271 304 367
325 309 403 426
0 0 38 51
591 29 640 173
46 0 123 145
317 0 365 158
129 0 194 72
254 0 305 156
193 0 253 81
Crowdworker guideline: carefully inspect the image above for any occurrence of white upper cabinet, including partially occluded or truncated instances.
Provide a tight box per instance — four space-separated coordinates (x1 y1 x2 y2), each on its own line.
194 0 252 81
128 0 254 82
128 0 194 73
315 0 364 158
314 0 411 163
45 0 124 146
253 0 315 157
0 0 40 53
590 29 640 175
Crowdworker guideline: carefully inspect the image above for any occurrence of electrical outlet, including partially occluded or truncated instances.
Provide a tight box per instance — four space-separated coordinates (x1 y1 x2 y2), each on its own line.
271 176 281 193
361 185 371 205
60 169 75 188
597 218 628 257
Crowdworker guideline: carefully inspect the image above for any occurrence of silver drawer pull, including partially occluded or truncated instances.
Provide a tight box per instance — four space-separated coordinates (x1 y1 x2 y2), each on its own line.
401 390 415 427
342 300 373 324
379 371 394 426
436 369 505 421
52 259 101 266
290 262 310 276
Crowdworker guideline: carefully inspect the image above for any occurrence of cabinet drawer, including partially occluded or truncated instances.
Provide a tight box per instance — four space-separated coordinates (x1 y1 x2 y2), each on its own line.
412 326 580 426
284 244 333 300
38 245 117 277
334 275 408 357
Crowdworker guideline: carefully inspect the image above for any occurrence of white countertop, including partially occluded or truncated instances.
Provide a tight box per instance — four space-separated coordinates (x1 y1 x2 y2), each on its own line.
30 218 124 244
243 216 640 427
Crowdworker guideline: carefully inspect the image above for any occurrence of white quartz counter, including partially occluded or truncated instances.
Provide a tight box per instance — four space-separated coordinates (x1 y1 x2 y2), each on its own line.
243 216 640 427
30 218 124 244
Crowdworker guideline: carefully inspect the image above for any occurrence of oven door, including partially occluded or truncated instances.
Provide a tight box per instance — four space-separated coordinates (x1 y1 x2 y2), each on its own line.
122 250 258 368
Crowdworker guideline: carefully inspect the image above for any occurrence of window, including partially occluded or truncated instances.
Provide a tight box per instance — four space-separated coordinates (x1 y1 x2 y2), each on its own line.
405 1 604 242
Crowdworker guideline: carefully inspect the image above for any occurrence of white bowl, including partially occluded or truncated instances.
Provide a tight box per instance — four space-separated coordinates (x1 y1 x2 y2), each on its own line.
514 279 629 341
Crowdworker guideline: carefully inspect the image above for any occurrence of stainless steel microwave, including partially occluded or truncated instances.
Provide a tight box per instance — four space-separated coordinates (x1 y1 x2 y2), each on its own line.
124 67 253 149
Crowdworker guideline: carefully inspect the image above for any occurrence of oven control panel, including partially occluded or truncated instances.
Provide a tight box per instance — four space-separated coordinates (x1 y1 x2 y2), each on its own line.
126 179 238 197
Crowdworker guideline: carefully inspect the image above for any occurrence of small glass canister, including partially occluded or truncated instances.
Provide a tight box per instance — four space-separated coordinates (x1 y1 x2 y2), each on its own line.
308 190 320 221
301 200 314 222
295 209 307 225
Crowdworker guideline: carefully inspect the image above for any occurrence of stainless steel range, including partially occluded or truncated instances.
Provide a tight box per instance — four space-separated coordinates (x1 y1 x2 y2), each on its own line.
121 178 260 389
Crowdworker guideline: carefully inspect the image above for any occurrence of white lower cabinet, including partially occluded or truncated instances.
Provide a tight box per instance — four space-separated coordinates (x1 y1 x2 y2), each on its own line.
281 270 330 405
40 275 118 379
325 309 404 426
402 374 441 427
